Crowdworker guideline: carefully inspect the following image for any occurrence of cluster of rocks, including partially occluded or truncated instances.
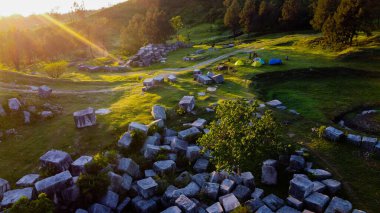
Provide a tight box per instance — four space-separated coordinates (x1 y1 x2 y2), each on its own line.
193 69 225 85
259 150 366 213
127 42 189 67
77 65 131 72
324 126 380 157
142 74 177 92
265 99 300 116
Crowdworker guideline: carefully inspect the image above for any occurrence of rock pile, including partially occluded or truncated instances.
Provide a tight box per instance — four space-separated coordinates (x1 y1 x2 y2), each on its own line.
127 42 189 67
77 65 130 72
193 69 225 85
324 126 380 157
142 75 176 92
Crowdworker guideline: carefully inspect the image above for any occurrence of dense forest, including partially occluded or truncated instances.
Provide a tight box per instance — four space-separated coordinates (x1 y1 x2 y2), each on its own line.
0 0 378 70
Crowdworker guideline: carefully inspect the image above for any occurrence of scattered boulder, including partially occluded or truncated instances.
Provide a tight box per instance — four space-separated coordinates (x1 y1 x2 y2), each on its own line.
153 160 176 176
251 188 264 199
179 127 201 141
186 146 201 162
100 190 119 209
73 108 96 128
132 196 157 213
325 196 352 213
137 177 158 199
324 126 344 141
240 172 255 189
192 173 209 187
168 75 177 83
361 137 377 152
262 194 284 211
88 203 111 213
175 194 197 213
304 192 329 213
265 100 282 107
39 150 73 173
191 118 207 129
261 159 278 185
0 105 6 117
116 197 131 213
170 138 188 153
38 85 53 98
306 169 332 180
256 205 274 213
172 182 200 198
23 111 31 124
143 78 155 87
232 185 251 202
0 178 10 197
197 75 213 85
219 193 241 213
118 132 132 149
40 111 54 119
153 75 164 84
129 122 148 135
206 202 224 213
289 176 314 201
152 105 166 120
16 174 40 187
220 179 236 195
179 96 195 112
175 171 192 187
289 155 305 171
321 179 341 194
118 158 140 178
1 187 34 207
201 182 220 200
286 196 303 210
211 74 224 84
162 206 182 213
34 171 73 195
312 181 327 193
8 98 21 111
346 134 362 146
70 155 93 176
193 158 209 173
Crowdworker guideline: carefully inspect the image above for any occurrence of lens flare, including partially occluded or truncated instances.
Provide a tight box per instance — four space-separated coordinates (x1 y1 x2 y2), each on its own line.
41 14 119 62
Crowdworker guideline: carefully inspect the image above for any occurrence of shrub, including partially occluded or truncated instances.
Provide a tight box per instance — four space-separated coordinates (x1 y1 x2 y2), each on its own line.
77 171 110 205
197 99 284 173
130 130 147 144
9 193 54 213
44 61 68 78
176 107 186 116
231 206 250 213
317 125 327 138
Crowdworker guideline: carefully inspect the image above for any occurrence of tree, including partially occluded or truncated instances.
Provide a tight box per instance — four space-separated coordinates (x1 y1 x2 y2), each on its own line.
120 14 145 54
310 0 340 31
170 16 184 41
197 99 283 173
319 0 373 46
239 0 257 34
224 0 241 36
142 8 174 44
279 0 308 29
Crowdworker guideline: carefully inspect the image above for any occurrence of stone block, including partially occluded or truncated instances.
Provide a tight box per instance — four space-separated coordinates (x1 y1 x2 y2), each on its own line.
304 192 329 213
73 108 96 128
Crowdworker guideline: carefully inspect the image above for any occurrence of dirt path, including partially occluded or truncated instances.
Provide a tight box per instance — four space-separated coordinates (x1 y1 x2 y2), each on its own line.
0 49 251 94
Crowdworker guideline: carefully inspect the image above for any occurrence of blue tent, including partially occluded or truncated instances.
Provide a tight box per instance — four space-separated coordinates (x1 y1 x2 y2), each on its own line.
269 58 283 65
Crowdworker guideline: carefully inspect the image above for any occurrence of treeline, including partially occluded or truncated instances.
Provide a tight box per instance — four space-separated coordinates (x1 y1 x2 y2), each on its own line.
224 0 379 47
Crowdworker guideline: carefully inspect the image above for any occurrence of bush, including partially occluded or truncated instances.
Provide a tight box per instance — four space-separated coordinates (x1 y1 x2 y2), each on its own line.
77 172 110 205
317 125 327 138
44 61 68 78
130 130 147 144
231 206 250 213
9 193 55 213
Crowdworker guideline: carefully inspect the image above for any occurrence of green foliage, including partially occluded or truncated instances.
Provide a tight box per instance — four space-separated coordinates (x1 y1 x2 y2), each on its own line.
224 0 241 36
170 16 184 41
9 193 54 213
176 106 187 116
43 61 68 78
239 0 257 34
231 206 250 213
197 99 283 173
130 130 147 144
77 152 110 204
279 0 309 29
318 125 327 138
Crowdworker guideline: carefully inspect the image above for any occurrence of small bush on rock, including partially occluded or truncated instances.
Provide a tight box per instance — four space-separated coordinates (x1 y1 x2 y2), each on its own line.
9 193 54 213
77 152 110 204
231 206 250 213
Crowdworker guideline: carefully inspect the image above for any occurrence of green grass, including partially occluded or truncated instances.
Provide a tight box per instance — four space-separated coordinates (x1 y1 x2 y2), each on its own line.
256 70 380 123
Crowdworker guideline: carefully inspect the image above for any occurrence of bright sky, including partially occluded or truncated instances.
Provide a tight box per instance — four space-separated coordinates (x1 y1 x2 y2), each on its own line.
0 0 127 17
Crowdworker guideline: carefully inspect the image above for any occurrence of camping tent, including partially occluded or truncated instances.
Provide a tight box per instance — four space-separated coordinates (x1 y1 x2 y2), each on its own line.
254 57 265 65
252 61 262 67
235 60 245 66
269 58 283 65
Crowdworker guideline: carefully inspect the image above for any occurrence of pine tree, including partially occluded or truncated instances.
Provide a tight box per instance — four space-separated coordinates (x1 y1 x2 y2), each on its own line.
310 0 340 30
280 0 308 29
239 0 257 34
224 0 242 36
